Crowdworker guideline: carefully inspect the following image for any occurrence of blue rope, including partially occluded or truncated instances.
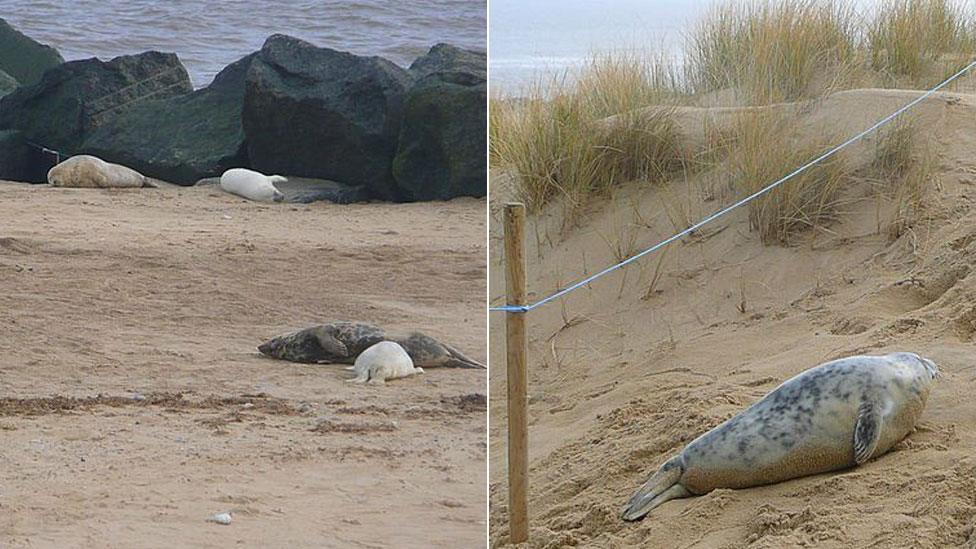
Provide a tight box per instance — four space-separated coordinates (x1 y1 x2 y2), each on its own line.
491 60 976 314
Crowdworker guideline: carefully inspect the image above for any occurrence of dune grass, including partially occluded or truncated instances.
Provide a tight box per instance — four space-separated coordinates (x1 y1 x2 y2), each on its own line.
867 0 976 87
489 56 683 216
722 111 850 244
868 119 917 182
864 119 933 239
685 0 860 103
491 0 971 232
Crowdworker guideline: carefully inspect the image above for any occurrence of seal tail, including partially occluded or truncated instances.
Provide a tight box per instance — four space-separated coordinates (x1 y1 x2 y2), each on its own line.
620 456 690 521
442 343 486 369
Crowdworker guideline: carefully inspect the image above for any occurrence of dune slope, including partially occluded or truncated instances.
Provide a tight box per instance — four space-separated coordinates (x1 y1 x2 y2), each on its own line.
489 88 976 548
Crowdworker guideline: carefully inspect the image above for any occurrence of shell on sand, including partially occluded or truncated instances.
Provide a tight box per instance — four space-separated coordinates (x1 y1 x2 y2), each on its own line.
47 155 155 188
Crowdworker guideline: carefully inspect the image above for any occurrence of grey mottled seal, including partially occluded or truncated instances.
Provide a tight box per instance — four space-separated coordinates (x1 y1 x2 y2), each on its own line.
257 322 485 369
257 322 385 364
621 352 938 521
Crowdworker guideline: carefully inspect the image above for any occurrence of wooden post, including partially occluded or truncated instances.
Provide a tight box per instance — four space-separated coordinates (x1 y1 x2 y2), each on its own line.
504 202 529 544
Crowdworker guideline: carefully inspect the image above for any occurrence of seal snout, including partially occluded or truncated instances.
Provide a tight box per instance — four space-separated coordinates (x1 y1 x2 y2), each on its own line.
620 456 688 521
921 357 939 379
258 340 276 356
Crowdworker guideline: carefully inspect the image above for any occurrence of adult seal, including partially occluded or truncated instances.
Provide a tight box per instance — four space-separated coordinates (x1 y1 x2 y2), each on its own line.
48 155 157 188
621 352 938 521
257 321 485 369
257 322 385 364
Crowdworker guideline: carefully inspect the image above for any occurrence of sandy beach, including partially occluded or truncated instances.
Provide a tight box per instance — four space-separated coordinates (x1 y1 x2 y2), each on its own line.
489 87 976 547
0 182 486 548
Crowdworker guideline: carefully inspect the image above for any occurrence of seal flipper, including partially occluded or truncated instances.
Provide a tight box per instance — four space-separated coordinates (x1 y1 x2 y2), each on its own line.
314 332 350 363
620 456 689 521
854 401 883 465
442 343 486 369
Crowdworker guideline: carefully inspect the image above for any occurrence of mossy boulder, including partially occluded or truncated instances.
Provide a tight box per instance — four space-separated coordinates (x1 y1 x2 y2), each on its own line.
392 44 486 201
0 130 57 183
0 69 19 98
0 18 63 86
242 34 412 200
82 54 255 185
0 51 192 154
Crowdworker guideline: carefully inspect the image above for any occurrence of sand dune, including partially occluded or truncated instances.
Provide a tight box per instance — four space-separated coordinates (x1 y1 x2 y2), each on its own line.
0 183 486 548
489 87 976 547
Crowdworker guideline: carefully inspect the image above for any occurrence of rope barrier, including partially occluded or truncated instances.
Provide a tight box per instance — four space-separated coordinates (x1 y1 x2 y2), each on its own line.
24 140 61 164
490 60 976 314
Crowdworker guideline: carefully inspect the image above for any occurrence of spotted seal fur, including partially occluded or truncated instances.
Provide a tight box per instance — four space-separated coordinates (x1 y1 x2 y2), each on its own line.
621 352 938 521
257 322 485 369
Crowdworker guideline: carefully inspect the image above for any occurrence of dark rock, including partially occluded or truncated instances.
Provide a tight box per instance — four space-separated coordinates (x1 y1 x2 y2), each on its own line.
392 44 486 201
81 54 255 185
0 51 192 154
0 69 18 98
0 18 63 87
0 130 58 183
408 43 486 81
243 34 412 200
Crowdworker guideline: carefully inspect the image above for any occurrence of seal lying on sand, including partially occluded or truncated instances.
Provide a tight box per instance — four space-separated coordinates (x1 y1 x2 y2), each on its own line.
257 322 485 369
258 322 385 364
220 168 285 202
347 341 423 384
48 155 157 188
621 352 938 521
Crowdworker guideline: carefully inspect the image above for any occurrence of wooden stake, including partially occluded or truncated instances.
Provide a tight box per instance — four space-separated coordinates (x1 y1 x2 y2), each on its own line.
503 202 529 543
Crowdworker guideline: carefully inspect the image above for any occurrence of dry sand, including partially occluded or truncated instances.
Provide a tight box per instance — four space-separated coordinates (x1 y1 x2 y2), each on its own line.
489 88 976 547
0 182 486 548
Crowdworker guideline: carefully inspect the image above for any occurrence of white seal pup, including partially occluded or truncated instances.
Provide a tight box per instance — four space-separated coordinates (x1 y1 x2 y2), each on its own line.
47 155 156 188
621 352 938 521
347 341 424 384
219 168 286 202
